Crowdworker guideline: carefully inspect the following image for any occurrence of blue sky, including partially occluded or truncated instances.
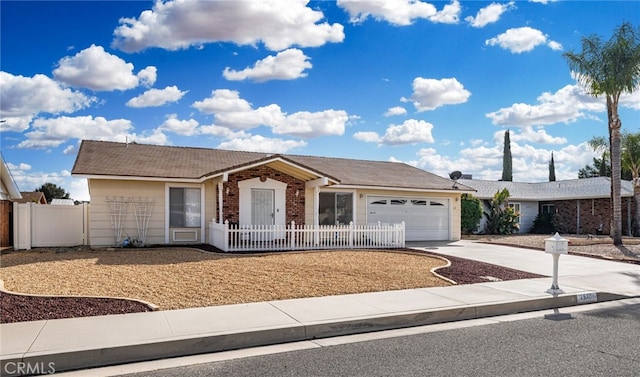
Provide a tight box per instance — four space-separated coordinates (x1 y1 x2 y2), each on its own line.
1 0 639 201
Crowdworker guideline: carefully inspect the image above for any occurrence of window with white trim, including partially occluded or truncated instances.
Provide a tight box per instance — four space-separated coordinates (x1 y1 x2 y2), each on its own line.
169 187 201 228
319 192 353 225
508 202 521 223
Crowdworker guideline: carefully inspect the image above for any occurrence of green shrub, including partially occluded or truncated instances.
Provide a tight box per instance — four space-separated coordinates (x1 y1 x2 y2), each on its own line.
483 188 520 235
461 194 483 234
531 212 558 234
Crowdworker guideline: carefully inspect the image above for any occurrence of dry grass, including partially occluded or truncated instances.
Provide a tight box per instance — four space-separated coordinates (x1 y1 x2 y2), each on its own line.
0 248 450 310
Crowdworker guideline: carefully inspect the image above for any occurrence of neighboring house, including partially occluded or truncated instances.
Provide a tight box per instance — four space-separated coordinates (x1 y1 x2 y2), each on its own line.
51 198 75 205
14 192 47 204
1 153 22 247
71 140 474 248
459 177 635 235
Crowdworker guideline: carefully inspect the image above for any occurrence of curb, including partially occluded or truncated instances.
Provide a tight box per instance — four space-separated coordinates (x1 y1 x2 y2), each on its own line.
0 291 629 376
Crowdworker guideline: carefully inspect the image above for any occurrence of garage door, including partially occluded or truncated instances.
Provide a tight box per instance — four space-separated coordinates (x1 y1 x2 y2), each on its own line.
367 196 449 241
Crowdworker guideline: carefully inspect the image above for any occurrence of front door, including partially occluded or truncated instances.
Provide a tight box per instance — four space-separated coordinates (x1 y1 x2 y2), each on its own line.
252 189 274 226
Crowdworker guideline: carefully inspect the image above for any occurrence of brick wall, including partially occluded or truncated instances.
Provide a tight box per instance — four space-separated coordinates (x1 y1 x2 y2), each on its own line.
550 197 634 235
222 166 306 225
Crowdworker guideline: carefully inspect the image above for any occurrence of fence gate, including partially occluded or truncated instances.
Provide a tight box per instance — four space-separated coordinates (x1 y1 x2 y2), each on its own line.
13 202 88 250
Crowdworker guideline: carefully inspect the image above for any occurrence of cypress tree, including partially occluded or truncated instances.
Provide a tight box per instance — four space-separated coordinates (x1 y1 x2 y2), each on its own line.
549 152 556 181
501 130 512 181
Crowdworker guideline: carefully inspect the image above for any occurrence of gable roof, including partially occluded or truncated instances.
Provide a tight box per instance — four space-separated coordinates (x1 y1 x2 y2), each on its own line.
14 192 47 204
459 177 634 201
72 140 473 192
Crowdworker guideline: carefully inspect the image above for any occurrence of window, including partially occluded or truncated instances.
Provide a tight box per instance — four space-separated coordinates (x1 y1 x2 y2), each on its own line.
319 192 353 225
411 200 427 206
541 204 555 214
170 187 201 228
390 199 407 205
508 202 521 223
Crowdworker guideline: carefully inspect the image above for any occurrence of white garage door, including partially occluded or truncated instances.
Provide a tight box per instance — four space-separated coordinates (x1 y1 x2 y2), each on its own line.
367 196 450 241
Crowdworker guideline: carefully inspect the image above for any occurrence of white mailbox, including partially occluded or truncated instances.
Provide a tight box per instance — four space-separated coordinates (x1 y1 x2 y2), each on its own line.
544 232 568 295
545 232 568 254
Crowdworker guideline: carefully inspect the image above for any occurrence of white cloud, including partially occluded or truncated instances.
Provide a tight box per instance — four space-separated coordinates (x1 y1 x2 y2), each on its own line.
486 84 605 127
401 77 471 111
7 162 31 171
17 115 134 149
158 114 199 136
53 45 157 91
192 89 349 138
337 0 436 26
223 49 312 82
465 2 515 28
384 106 407 116
7 160 91 201
68 178 90 202
198 124 250 139
337 0 460 25
407 138 595 183
547 40 563 51
485 27 561 53
216 135 307 153
137 66 158 87
429 0 461 24
353 131 382 143
355 119 434 146
382 119 434 145
272 110 348 138
126 86 187 108
0 72 95 132
63 145 76 155
131 128 169 146
621 90 640 110
509 126 567 145
112 0 344 52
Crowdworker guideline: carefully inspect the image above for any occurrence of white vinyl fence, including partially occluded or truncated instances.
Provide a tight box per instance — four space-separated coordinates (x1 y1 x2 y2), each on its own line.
210 220 405 252
13 202 88 250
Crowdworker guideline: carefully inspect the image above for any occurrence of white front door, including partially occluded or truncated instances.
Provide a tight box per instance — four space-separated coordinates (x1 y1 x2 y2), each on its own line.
252 189 274 226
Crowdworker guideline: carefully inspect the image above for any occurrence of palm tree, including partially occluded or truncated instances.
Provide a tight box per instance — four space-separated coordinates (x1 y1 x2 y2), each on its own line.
564 22 640 245
622 131 640 236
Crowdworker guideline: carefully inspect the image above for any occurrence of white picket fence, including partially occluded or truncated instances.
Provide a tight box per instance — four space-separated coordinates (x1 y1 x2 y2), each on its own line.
209 220 405 252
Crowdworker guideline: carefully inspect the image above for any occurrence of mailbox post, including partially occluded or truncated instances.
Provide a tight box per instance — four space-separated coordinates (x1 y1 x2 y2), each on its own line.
544 232 568 295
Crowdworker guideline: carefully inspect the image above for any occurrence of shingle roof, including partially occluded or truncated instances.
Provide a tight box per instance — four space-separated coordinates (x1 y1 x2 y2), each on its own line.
458 177 634 201
72 140 474 192
14 192 47 204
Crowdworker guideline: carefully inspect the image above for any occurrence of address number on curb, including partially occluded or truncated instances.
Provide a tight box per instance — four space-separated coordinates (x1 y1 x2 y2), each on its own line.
576 292 597 304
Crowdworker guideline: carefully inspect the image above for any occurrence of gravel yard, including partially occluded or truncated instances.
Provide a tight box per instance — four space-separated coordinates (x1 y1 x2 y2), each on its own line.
0 249 451 313
1 234 637 323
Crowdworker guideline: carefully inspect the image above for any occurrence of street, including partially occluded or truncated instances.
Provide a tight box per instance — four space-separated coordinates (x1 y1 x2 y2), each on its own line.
108 301 639 377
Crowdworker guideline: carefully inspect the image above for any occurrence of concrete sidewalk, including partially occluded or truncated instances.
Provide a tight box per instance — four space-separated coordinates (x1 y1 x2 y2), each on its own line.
1 241 639 376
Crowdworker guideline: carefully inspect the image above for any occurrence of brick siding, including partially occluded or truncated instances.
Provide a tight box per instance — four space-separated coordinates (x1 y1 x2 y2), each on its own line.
549 197 634 235
222 166 306 225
